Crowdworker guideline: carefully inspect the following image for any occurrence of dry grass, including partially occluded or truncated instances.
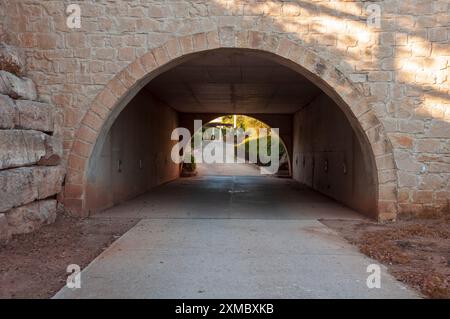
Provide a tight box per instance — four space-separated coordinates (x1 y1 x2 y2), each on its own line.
323 216 450 299
0 214 138 298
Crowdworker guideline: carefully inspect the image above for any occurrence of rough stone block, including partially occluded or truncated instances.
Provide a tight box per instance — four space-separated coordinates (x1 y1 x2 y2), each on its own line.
0 168 36 213
32 165 66 199
0 93 15 128
389 133 413 149
413 190 434 204
0 70 37 100
0 130 62 170
0 166 65 213
1 95 60 132
5 199 57 235
14 100 58 132
427 121 450 138
0 43 25 75
0 130 46 170
0 213 9 244
38 134 63 166
394 150 423 172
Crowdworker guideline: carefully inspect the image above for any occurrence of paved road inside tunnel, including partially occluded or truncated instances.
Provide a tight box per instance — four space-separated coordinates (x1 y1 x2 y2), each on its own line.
55 176 418 298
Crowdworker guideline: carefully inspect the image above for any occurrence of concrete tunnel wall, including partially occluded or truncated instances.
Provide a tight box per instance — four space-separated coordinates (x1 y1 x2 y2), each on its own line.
292 93 377 217
85 89 180 213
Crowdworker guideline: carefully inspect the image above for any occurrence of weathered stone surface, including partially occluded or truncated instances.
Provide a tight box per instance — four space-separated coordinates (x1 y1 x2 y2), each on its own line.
0 70 37 100
0 168 34 213
0 213 9 244
38 134 63 166
427 121 450 138
0 43 25 75
0 130 45 169
0 130 62 170
5 199 57 235
0 93 15 129
14 100 57 132
32 165 66 199
0 95 60 132
0 166 65 213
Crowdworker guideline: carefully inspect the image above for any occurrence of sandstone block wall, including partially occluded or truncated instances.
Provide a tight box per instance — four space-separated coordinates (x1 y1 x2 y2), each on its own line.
0 43 65 243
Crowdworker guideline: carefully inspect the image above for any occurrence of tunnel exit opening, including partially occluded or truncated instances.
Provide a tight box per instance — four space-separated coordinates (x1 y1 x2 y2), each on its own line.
176 115 291 178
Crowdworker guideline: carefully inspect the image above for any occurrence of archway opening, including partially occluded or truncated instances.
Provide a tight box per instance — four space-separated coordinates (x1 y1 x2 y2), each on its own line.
82 48 378 218
180 115 291 177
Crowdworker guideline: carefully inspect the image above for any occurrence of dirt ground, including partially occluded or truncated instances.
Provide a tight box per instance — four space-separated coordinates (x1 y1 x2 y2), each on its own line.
0 213 139 298
323 215 450 299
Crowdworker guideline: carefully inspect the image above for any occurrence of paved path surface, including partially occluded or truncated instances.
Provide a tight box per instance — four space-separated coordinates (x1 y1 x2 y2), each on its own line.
94 176 364 220
55 176 419 298
196 161 261 176
194 140 278 176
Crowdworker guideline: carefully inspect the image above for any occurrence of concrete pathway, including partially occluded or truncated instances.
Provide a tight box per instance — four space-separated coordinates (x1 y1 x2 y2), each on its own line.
196 161 262 176
54 176 419 299
195 140 263 176
95 176 364 220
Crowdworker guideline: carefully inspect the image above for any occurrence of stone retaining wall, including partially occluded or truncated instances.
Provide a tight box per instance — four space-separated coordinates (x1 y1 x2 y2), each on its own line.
0 43 65 243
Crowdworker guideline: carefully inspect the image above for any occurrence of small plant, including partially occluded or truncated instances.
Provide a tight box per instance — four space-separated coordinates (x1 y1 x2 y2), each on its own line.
182 154 196 172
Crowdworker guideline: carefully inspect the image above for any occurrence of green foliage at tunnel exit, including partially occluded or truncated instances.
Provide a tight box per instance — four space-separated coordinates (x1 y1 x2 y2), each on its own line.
236 134 287 167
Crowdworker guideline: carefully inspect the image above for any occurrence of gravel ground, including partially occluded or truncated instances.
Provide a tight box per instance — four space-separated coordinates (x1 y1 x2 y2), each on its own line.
0 213 139 298
322 215 450 299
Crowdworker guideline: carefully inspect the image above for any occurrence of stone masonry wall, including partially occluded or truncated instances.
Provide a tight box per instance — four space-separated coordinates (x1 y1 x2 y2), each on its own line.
0 43 65 243
0 0 449 219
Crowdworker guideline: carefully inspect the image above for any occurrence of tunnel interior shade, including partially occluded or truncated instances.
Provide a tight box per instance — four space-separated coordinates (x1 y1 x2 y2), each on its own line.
85 49 377 218
146 49 322 114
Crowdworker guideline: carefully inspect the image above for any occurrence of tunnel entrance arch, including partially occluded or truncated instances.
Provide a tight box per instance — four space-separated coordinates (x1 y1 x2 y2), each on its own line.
64 30 397 220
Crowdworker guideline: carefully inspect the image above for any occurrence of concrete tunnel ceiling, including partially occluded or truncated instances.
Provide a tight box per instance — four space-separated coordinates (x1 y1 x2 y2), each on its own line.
145 49 322 114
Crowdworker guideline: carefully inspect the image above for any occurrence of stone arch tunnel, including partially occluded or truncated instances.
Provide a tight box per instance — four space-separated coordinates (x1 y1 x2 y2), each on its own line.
1 0 449 242
70 48 380 219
